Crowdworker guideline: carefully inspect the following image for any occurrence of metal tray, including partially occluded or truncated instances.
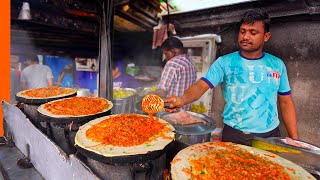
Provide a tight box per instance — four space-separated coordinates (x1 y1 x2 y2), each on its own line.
159 111 216 135
253 137 320 176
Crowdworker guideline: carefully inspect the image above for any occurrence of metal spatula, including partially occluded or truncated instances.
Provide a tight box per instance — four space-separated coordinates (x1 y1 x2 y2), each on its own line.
142 94 170 114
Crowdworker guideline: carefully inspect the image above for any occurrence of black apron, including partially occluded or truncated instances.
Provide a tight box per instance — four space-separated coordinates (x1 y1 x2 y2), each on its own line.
222 124 281 146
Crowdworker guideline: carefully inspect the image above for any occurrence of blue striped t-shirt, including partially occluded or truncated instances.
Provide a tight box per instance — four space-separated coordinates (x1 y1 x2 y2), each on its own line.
202 51 291 133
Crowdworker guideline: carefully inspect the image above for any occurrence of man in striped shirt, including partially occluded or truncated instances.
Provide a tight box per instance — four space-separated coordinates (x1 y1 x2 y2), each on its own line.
156 37 197 110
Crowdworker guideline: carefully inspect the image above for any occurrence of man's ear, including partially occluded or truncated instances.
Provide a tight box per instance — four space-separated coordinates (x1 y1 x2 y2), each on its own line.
264 32 271 42
171 49 176 56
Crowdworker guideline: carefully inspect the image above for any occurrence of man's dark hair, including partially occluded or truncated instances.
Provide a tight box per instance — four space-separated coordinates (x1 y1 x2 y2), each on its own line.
240 9 271 33
161 37 183 50
112 61 118 70
25 55 39 63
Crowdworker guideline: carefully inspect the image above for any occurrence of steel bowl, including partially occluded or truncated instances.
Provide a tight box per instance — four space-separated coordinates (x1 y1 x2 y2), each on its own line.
159 111 216 145
76 88 90 97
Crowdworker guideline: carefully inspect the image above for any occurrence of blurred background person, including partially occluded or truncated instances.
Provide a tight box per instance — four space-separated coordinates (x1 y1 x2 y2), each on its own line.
10 68 20 104
20 55 54 90
56 64 73 87
112 61 140 89
155 37 197 110
10 55 21 104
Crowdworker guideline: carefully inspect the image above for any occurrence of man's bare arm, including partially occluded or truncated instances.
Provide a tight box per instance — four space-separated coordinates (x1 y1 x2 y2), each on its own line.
47 78 54 86
181 80 210 105
164 80 210 111
278 94 298 139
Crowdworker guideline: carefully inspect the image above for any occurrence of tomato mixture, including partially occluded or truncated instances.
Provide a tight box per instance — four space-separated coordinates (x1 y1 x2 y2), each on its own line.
22 86 74 98
44 97 110 116
181 142 291 180
86 114 171 146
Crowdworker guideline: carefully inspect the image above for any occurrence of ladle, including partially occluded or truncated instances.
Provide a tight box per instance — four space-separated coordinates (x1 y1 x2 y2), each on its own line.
141 94 170 114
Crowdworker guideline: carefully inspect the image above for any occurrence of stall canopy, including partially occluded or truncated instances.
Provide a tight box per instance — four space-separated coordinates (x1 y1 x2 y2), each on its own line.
10 0 162 57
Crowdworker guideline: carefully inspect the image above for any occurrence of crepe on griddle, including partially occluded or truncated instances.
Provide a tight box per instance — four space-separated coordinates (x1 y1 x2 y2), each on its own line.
16 86 76 99
75 114 175 157
171 142 315 180
38 97 112 118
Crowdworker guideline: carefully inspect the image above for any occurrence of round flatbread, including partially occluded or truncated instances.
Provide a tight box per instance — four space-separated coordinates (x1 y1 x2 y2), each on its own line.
75 114 175 157
171 142 315 180
38 97 113 118
16 86 77 104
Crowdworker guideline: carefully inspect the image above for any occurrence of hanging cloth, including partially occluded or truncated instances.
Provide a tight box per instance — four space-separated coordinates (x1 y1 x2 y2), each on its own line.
152 23 176 49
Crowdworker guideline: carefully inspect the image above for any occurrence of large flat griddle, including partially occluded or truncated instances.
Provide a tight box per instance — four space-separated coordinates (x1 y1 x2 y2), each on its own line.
252 136 320 176
15 88 77 105
75 141 174 166
37 97 113 124
74 114 175 166
171 142 316 180
38 110 112 124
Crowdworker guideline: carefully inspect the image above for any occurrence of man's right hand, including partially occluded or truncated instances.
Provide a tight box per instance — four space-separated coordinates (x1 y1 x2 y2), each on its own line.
163 96 184 112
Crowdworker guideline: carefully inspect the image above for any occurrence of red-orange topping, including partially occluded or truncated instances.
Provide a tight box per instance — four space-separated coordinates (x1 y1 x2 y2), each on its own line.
86 114 172 146
264 153 276 158
183 142 291 180
171 158 181 164
44 97 109 116
21 86 75 98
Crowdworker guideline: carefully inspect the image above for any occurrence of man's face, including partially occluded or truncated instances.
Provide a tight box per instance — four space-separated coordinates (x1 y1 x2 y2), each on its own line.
162 49 175 61
238 21 271 53
112 67 118 78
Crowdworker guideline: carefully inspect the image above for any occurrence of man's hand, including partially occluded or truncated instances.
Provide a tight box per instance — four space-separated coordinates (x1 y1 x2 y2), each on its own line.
47 78 54 86
164 96 184 112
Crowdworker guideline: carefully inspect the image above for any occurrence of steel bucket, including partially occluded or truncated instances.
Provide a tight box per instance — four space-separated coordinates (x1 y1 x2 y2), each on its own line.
112 88 137 114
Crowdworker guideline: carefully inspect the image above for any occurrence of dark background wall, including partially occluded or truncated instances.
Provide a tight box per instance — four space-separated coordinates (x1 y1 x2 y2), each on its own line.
267 18 320 146
167 0 320 146
112 31 162 67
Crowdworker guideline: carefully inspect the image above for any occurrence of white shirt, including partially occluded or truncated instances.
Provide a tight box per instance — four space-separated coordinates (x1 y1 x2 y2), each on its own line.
21 64 54 89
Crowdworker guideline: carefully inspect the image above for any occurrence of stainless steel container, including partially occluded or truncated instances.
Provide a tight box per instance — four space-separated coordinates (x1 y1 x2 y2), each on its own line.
76 88 90 97
160 111 216 145
112 88 137 114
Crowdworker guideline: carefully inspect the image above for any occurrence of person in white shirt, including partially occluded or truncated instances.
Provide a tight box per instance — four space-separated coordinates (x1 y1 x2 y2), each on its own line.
20 55 54 90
